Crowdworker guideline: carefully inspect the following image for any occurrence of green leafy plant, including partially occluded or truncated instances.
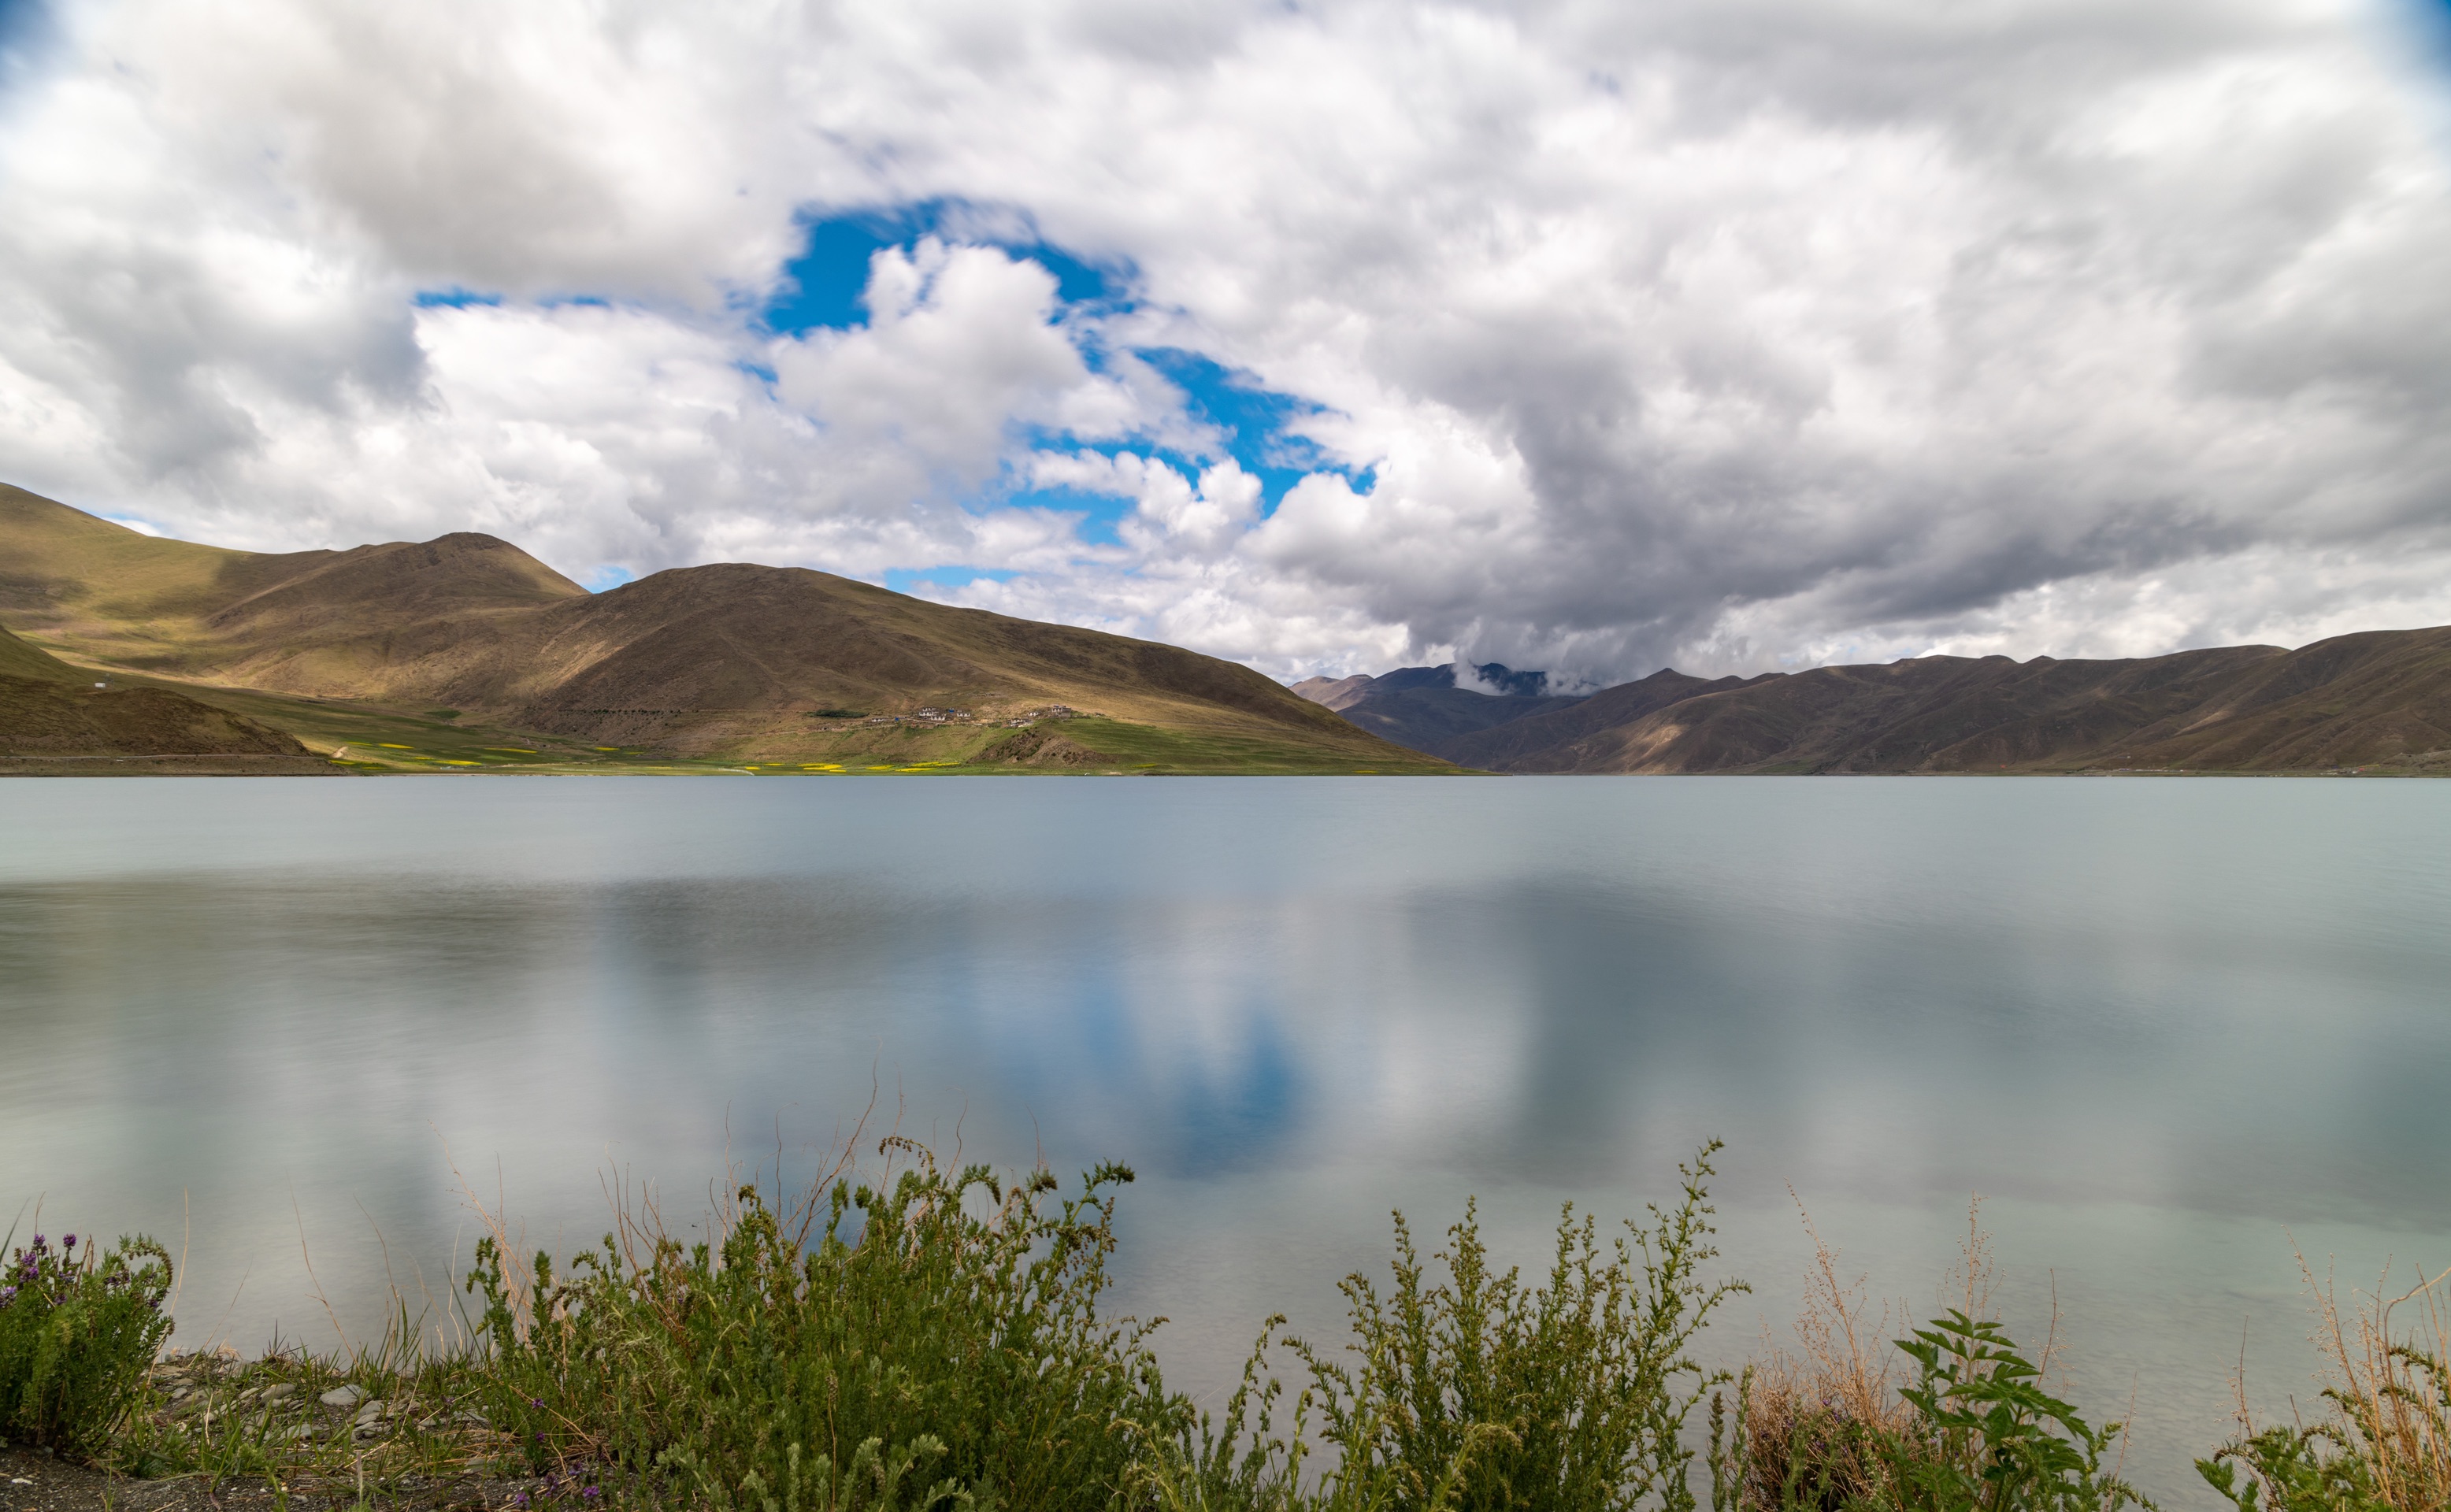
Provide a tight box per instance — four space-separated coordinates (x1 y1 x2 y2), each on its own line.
1150 1141 1746 1512
2200 1425 2388 1512
465 1139 1183 1510
1878 1310 2149 1512
0 1227 174 1453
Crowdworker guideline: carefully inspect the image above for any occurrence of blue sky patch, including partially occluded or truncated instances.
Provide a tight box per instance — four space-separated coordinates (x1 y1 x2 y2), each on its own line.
753 200 1374 559
583 564 636 591
0 0 52 81
996 462 1142 547
762 198 1129 336
412 287 502 309
1131 347 1349 510
884 565 1018 595
2424 0 2451 61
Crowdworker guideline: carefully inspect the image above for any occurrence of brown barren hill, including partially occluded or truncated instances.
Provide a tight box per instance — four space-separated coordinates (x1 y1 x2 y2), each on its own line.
1455 633 2451 773
1289 673 1378 712
0 483 584 690
1440 669 1772 771
0 485 1437 770
433 561 1400 758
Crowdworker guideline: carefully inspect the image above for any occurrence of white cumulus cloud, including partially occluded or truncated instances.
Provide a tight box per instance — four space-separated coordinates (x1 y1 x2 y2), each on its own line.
1 0 2447 684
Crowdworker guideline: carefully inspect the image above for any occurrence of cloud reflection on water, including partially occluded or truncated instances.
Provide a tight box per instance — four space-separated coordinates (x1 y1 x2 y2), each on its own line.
2 777 2448 1503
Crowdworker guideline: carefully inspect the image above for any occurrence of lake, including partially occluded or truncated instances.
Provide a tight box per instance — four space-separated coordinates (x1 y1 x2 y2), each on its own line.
3 775 2446 1503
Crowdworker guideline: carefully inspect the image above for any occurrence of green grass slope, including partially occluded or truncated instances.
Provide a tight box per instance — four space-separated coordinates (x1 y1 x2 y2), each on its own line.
0 623 327 771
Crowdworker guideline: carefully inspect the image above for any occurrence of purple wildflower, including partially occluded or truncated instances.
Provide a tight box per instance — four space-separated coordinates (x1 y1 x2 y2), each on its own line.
61 1235 75 1250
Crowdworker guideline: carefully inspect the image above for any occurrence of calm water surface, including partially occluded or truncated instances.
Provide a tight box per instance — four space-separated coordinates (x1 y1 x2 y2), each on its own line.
4 776 2447 1503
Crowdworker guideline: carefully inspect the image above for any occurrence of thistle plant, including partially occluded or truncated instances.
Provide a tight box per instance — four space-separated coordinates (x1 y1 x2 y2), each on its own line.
0 1227 174 1453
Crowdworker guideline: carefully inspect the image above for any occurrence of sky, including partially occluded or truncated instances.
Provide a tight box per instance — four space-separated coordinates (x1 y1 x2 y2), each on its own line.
2 0 2449 686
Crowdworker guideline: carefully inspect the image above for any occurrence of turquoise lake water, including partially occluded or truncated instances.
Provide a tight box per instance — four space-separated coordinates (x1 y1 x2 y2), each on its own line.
3 775 2447 1503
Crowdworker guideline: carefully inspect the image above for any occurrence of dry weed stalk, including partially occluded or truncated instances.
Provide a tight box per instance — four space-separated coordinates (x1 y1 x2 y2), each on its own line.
2301 1254 2451 1511
1726 1196 2057 1512
1726 1195 1927 1510
439 1097 876 1351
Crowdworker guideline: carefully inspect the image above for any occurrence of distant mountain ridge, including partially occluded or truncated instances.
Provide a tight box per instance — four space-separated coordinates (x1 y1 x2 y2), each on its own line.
1289 662 1585 760
0 484 1442 772
1303 635 2451 773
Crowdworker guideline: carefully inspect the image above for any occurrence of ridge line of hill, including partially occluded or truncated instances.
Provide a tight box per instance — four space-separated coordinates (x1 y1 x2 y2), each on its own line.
0 483 1448 774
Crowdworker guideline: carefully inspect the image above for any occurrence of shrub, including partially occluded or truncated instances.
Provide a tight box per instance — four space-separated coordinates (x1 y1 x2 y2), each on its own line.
465 1140 1185 1510
0 1228 174 1454
1150 1141 1747 1512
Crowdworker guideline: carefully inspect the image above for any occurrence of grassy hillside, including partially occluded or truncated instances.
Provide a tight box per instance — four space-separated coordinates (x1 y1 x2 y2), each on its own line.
0 623 329 772
0 485 1451 773
0 617 80 682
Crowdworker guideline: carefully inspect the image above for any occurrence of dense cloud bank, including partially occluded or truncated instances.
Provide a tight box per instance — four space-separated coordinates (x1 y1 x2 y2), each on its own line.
2 0 2447 682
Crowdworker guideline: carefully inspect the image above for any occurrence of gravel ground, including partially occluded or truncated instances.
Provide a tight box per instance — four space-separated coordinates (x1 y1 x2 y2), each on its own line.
0 1447 519 1510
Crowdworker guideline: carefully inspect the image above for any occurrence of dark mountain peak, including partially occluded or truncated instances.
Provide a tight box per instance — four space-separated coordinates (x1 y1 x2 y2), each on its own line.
1464 662 1553 698
1295 661 1589 762
1369 664 1456 693
1302 661 1562 701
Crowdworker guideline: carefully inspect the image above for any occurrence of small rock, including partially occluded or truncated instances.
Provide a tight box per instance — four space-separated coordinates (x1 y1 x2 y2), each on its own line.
354 1399 387 1423
320 1384 365 1409
261 1383 295 1402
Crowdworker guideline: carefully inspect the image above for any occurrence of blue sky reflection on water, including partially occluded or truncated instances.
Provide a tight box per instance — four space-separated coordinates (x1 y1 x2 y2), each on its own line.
2 775 2449 1504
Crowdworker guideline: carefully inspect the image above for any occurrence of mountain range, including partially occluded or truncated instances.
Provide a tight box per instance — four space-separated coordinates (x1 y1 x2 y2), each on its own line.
13 476 2448 777
1296 635 2451 773
0 484 1438 773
